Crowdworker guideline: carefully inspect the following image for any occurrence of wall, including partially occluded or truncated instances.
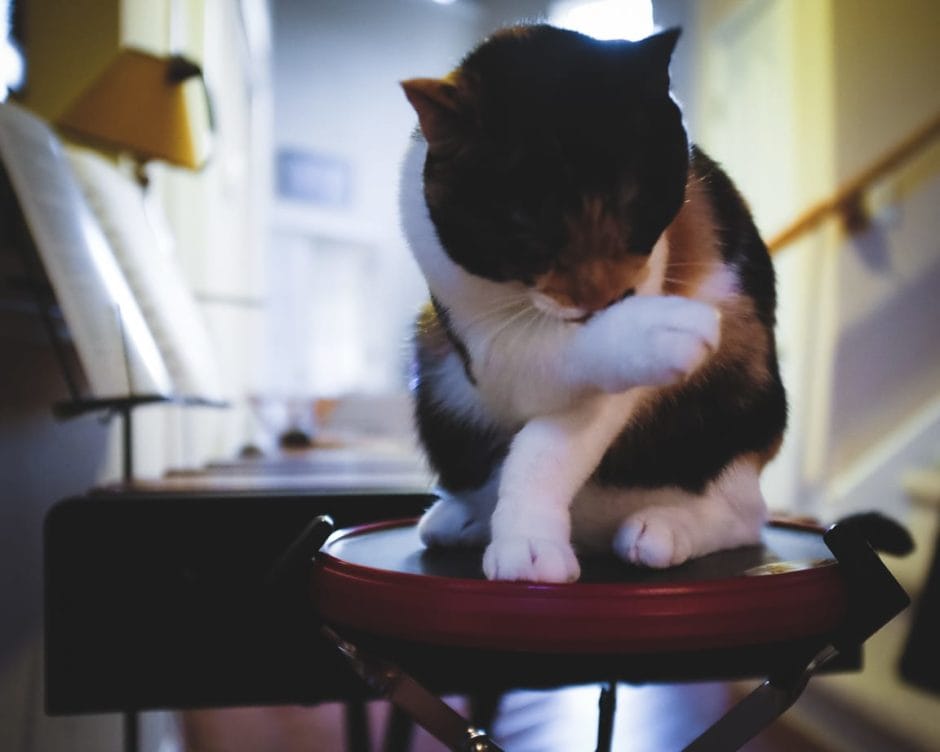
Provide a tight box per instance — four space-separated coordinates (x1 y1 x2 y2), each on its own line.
825 0 940 483
13 0 267 474
1 1 269 749
688 0 835 513
809 5 940 745
13 1 168 481
265 0 487 403
687 0 940 748
0 155 117 751
159 0 271 462
2 1 124 746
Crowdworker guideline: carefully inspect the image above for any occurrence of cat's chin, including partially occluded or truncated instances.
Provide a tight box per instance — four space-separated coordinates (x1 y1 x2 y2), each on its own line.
529 291 588 322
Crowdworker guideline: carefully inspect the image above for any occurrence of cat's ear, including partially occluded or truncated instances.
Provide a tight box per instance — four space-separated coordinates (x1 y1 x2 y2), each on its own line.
401 78 463 151
636 27 681 67
633 27 681 93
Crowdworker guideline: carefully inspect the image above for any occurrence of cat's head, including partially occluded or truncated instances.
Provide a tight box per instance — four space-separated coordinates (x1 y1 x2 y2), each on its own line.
402 24 688 320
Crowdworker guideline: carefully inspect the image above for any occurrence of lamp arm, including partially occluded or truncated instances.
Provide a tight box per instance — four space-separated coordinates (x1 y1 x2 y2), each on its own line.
166 55 216 143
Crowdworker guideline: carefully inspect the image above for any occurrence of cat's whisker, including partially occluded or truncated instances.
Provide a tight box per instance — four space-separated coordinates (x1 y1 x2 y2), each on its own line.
485 303 539 344
460 298 532 330
533 307 557 342
477 306 534 332
660 273 728 285
502 309 545 358
462 296 527 319
514 308 544 340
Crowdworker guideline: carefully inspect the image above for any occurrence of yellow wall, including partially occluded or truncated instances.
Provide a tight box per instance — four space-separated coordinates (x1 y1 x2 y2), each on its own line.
687 4 940 748
825 0 940 474
832 0 940 180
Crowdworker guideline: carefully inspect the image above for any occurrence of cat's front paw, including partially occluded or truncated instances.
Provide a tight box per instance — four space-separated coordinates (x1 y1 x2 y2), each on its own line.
641 298 721 386
582 296 721 392
483 537 580 582
418 497 490 547
613 510 694 568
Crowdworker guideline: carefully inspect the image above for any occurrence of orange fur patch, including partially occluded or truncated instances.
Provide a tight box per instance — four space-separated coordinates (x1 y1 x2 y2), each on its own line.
536 255 648 312
714 295 773 386
661 173 723 297
536 195 651 312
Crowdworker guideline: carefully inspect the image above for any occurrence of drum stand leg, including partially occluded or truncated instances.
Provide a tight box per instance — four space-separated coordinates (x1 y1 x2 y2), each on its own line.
124 710 138 752
345 700 372 752
322 626 504 752
684 513 913 752
383 705 415 752
596 681 617 752
469 692 502 741
682 644 838 752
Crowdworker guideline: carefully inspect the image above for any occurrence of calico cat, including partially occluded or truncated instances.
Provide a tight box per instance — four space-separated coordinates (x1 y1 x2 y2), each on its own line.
399 25 786 583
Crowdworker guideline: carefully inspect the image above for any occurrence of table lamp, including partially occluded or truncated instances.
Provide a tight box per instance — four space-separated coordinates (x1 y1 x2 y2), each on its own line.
56 47 212 185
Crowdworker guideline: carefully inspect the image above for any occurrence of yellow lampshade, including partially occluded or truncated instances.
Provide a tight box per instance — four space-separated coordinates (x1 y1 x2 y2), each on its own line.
56 48 212 170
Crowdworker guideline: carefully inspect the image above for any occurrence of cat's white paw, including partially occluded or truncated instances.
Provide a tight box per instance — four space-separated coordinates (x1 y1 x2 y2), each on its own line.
613 510 694 568
586 296 721 391
418 497 490 547
640 298 721 386
483 537 581 582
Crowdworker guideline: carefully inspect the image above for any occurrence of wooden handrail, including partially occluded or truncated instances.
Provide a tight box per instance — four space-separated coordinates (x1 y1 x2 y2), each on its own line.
767 111 940 253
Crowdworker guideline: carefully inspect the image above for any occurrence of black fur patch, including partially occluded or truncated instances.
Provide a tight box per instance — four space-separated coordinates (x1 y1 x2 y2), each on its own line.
413 394 511 492
596 358 786 493
423 25 689 285
412 376 511 493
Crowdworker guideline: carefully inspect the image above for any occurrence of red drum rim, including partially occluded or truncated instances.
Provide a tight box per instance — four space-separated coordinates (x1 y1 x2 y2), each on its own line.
312 519 848 653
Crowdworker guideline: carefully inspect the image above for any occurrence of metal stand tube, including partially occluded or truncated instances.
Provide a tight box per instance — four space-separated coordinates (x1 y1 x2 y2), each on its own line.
596 682 617 752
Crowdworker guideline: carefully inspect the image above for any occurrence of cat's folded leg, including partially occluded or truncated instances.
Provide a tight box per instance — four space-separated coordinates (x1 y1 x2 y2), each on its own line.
418 472 499 547
483 392 644 582
612 456 767 568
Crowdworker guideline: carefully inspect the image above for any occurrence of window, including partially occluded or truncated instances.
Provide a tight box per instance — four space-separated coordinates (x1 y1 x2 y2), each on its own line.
549 0 655 41
1 0 24 100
